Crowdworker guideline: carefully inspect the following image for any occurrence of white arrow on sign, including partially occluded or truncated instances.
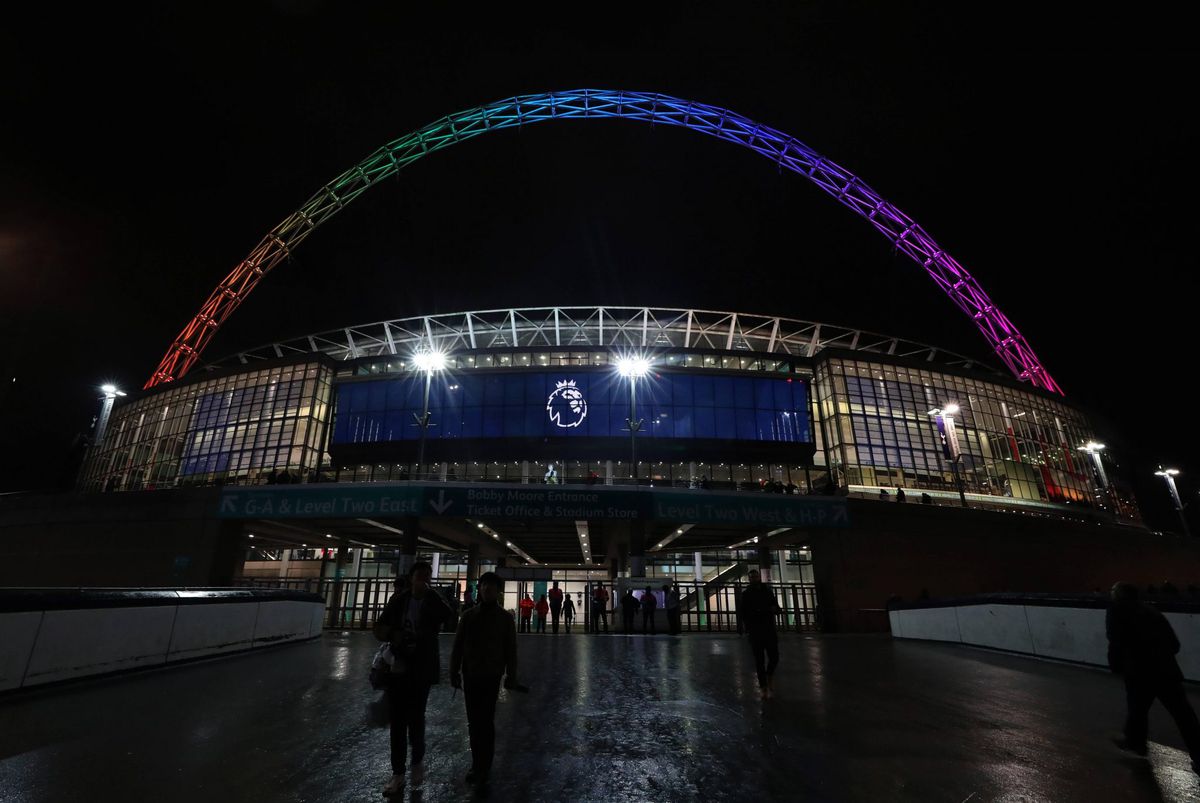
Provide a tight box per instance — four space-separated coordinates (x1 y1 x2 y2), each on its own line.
429 489 454 514
220 495 239 514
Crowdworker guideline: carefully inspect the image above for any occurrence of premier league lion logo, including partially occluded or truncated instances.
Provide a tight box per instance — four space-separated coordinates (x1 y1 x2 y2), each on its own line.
546 379 588 428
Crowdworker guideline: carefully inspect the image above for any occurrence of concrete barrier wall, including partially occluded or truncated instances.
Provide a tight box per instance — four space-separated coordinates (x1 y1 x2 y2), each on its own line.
0 595 323 692
891 601 1200 680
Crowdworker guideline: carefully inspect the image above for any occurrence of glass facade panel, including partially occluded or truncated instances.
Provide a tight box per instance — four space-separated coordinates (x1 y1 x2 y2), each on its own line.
332 370 812 445
80 361 334 492
815 356 1117 513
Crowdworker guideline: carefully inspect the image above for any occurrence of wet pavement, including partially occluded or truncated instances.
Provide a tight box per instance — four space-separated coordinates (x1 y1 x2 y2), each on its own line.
3 632 1200 803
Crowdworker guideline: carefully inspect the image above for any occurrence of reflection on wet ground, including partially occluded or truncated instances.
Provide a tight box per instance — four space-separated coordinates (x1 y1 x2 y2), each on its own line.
3 631 1200 802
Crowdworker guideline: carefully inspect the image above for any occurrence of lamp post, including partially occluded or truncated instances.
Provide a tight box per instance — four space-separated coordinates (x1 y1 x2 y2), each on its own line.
1155 466 1191 537
616 355 651 483
94 383 127 448
412 349 447 480
1077 441 1118 513
928 403 968 508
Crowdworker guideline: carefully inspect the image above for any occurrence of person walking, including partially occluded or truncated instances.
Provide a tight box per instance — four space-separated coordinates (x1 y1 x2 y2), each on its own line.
1107 581 1200 771
641 586 658 634
591 582 610 633
621 587 639 634
535 594 550 634
738 569 782 699
518 592 535 634
373 561 453 796
548 581 564 633
449 572 525 790
563 593 577 633
664 582 682 635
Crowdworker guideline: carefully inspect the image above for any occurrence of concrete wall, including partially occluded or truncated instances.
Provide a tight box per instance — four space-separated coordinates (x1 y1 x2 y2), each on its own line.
802 500 1200 633
0 596 323 692
890 601 1200 680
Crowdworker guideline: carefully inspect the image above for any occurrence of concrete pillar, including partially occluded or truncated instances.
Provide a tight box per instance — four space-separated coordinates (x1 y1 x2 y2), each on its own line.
431 551 441 579
466 544 480 582
757 539 772 582
397 516 419 577
605 460 614 486
278 548 291 579
694 552 703 581
689 461 697 487
349 546 362 578
521 461 531 484
328 537 352 628
629 521 646 579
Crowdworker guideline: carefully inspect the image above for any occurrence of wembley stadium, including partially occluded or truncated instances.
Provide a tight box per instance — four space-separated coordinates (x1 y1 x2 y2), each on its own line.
1 90 1166 631
79 304 1126 520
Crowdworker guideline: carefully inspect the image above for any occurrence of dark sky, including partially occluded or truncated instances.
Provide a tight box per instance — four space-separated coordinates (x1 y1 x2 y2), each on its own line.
2 5 1197 530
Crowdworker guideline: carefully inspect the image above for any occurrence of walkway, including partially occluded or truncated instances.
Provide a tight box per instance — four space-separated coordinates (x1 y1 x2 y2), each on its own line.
3 632 1200 801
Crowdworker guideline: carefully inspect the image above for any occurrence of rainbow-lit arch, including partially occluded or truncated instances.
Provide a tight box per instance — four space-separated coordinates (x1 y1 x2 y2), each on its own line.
147 89 1061 393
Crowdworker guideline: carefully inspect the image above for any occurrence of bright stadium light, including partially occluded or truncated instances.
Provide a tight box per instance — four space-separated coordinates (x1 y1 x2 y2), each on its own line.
615 354 653 483
616 355 652 378
1078 442 1117 513
927 403 967 509
1155 466 1191 537
91 383 127 452
411 347 449 478
413 349 447 373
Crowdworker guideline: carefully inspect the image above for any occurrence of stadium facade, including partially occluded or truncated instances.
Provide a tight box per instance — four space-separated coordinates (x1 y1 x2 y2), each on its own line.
78 306 1133 522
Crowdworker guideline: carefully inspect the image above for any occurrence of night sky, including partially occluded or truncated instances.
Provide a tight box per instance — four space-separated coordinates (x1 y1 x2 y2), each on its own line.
2 5 1196 531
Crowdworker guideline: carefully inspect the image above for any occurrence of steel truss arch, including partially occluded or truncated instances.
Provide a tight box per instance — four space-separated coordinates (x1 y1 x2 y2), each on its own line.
211 306 994 375
147 89 1061 393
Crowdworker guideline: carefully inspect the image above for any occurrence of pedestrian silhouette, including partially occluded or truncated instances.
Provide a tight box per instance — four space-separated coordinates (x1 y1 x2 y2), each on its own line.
621 588 639 634
1106 581 1200 771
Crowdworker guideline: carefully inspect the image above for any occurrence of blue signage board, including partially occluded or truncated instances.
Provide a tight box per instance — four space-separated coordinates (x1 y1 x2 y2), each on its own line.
218 483 847 527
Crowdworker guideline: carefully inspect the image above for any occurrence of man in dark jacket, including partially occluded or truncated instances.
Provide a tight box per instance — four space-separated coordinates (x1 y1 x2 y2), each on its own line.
620 587 640 634
664 582 683 635
1107 581 1200 769
738 569 783 699
450 571 522 789
374 561 453 796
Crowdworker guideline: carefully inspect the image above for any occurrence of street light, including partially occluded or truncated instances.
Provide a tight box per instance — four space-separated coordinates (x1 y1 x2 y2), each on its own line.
1155 466 1191 537
616 355 652 482
93 383 127 448
412 348 447 479
928 404 968 508
1077 441 1118 513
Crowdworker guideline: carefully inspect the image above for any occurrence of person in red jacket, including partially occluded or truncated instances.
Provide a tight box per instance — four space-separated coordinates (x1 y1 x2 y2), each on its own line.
535 594 550 633
518 592 535 633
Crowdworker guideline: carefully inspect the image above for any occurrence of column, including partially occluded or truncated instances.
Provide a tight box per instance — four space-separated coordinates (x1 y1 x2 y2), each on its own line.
757 539 772 582
629 520 646 579
466 544 480 582
278 548 291 579
397 516 419 578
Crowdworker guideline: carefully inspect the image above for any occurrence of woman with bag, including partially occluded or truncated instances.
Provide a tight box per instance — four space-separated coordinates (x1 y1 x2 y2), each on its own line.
374 562 453 796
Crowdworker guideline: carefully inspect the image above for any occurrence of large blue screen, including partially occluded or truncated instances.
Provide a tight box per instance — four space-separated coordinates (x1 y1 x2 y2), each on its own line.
332 371 810 444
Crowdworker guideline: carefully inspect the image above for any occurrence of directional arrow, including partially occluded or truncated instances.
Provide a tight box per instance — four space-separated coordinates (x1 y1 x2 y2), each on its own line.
220 494 240 514
429 489 453 514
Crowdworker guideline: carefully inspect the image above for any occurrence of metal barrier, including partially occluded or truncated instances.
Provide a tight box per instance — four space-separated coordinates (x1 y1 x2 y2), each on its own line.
671 580 819 633
236 576 819 633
